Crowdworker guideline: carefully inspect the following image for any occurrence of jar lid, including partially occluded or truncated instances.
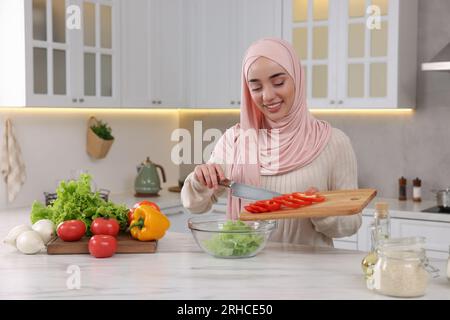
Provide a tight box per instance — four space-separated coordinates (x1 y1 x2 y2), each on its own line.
378 236 426 256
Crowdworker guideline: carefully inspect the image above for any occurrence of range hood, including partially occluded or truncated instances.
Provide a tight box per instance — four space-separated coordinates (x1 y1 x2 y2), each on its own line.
422 43 450 71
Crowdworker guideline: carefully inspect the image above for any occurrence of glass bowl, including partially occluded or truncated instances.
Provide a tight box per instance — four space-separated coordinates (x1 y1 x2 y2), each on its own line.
188 215 276 259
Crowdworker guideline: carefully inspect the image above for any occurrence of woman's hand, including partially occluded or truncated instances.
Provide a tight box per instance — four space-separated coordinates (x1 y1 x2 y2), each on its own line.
193 164 225 190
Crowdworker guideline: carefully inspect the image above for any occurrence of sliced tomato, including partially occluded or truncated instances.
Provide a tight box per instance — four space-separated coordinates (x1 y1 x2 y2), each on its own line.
244 205 259 213
291 192 325 203
254 200 281 212
283 194 313 206
272 196 303 209
244 204 269 213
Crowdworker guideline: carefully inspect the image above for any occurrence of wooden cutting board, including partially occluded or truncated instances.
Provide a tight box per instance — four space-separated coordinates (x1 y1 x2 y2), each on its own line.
239 189 377 221
46 233 157 255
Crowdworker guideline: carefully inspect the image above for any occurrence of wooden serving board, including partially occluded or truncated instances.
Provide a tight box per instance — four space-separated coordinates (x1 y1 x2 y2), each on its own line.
46 233 157 255
239 189 377 221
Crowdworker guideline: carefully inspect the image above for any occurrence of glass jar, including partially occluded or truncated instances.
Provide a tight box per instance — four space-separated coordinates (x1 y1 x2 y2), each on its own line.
367 237 439 298
447 245 450 281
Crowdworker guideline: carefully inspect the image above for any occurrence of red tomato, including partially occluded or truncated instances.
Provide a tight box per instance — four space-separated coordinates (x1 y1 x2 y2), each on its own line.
88 235 117 258
91 217 120 237
128 200 161 225
57 220 86 242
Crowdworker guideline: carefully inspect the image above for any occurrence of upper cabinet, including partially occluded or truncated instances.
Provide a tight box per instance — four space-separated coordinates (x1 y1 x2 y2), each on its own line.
1 0 417 109
283 0 418 109
122 0 282 109
121 0 186 108
0 0 120 107
188 0 282 108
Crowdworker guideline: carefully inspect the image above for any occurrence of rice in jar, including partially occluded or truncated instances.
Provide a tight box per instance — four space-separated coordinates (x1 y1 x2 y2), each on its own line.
368 237 439 298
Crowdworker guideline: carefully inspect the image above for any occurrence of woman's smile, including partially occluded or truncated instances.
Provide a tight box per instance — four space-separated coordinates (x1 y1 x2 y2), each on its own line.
264 101 283 113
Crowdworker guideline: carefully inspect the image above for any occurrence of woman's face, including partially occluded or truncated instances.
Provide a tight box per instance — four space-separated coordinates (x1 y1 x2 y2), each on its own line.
247 57 295 122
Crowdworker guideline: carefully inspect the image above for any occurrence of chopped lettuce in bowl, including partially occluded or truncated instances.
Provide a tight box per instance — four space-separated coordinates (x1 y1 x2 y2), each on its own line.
188 217 276 258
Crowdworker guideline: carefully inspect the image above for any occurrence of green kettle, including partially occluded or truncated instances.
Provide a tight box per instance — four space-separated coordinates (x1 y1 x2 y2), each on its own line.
134 157 166 196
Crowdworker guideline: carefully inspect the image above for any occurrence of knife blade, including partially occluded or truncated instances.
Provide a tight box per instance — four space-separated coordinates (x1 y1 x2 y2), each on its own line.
219 178 281 200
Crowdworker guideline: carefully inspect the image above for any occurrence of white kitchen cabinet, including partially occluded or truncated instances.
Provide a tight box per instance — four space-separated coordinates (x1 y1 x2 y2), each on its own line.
333 233 358 250
282 0 417 109
121 0 186 108
149 0 187 108
358 209 450 259
188 0 282 108
393 219 450 259
120 0 150 107
0 0 121 107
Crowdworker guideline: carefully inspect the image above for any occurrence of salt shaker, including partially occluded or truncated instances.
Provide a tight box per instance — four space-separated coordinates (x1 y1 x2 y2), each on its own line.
413 178 422 202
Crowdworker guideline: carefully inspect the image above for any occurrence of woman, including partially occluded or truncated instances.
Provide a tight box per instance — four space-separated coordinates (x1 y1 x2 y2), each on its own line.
181 38 360 247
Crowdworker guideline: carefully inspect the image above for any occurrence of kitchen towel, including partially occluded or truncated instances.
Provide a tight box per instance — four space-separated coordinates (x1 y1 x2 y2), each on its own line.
0 118 26 202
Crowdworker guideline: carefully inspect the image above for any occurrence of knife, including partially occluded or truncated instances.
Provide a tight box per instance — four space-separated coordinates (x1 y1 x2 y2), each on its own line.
219 178 281 201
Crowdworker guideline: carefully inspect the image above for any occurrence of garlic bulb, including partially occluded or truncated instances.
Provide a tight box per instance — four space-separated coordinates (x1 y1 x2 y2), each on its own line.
15 231 46 254
32 219 55 244
3 224 31 247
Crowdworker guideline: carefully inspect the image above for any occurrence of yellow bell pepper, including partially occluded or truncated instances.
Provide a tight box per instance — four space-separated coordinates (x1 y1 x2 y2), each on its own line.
128 205 170 241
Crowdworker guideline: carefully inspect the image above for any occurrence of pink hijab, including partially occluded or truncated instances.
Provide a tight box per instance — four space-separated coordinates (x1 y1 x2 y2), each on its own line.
216 38 331 220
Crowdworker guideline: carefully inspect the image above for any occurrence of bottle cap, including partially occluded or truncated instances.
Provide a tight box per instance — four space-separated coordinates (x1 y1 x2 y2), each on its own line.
413 178 421 187
375 202 389 218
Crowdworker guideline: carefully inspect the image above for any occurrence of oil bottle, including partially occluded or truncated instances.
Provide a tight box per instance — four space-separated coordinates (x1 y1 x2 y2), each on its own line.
361 202 391 280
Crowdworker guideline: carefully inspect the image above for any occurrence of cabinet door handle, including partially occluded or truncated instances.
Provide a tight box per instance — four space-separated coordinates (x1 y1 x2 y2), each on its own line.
158 100 162 104
72 98 78 103
79 98 84 103
231 101 235 105
330 100 335 104
338 100 343 104
237 101 241 105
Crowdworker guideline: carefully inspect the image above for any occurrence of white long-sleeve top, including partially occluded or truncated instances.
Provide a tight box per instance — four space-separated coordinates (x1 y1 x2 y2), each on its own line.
181 127 361 247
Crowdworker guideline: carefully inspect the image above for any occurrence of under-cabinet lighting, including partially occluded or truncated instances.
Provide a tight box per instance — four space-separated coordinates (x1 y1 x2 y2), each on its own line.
310 108 414 115
0 108 179 115
0 107 414 115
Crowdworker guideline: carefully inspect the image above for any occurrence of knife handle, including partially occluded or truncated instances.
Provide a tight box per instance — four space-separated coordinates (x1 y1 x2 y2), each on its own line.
218 178 232 188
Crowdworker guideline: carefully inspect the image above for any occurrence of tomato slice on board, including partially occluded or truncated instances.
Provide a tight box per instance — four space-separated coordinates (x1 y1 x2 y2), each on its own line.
254 200 281 212
283 194 313 206
243 191 326 214
291 192 326 203
244 205 259 213
244 204 269 213
272 196 304 209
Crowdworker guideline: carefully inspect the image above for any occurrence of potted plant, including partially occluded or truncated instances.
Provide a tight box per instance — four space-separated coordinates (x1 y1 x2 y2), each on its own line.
86 116 114 159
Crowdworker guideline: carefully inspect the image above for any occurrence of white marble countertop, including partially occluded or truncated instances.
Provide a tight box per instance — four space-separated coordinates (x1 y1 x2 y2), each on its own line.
1 229 449 299
1 198 449 300
364 196 450 223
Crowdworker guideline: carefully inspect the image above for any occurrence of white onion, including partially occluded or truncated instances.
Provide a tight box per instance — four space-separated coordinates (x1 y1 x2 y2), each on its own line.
32 219 55 244
3 224 31 247
15 231 46 254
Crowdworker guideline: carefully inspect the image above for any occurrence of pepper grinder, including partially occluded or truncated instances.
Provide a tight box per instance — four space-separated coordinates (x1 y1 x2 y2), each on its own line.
399 177 407 201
